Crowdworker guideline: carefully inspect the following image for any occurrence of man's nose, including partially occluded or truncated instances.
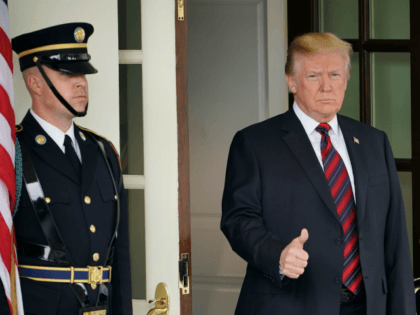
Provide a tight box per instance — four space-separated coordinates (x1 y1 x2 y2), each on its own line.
75 75 88 87
320 75 332 92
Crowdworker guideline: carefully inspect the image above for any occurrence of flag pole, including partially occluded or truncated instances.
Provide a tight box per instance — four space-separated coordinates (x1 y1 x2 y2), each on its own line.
10 226 17 315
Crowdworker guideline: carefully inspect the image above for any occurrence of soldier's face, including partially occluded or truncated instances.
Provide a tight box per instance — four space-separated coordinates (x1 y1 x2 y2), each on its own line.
42 66 89 117
286 53 348 123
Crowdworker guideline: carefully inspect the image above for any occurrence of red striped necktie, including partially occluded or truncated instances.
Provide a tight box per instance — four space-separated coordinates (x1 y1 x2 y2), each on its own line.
315 123 363 295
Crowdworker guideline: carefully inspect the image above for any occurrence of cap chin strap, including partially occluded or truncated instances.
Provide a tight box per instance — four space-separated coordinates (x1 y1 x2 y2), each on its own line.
34 58 88 117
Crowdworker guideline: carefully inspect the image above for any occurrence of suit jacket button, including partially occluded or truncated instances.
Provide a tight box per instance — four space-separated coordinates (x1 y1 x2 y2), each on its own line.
84 196 91 204
336 238 342 244
45 197 51 204
335 277 341 284
90 225 96 233
93 253 100 261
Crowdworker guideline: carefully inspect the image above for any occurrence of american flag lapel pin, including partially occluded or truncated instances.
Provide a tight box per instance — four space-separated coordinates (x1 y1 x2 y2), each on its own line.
353 137 360 144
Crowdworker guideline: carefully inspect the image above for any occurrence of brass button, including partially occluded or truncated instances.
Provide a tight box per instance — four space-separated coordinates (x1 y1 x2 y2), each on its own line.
93 253 100 261
114 195 118 200
84 196 91 204
45 197 51 204
90 225 96 233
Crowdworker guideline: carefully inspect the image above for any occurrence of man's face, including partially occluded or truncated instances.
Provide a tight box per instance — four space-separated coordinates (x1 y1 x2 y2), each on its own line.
286 53 348 123
41 66 89 117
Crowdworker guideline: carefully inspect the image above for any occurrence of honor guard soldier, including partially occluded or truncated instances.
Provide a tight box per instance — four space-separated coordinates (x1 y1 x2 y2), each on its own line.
11 23 132 315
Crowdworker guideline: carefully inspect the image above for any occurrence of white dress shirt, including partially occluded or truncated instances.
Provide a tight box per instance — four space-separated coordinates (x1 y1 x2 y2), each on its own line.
293 102 356 202
30 109 82 163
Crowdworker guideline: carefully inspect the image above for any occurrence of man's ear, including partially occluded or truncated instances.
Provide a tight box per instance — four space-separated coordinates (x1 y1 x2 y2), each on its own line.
26 73 43 96
286 74 297 94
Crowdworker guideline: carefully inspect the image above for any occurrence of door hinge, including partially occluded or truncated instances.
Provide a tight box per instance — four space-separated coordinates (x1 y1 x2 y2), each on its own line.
178 0 185 21
179 253 190 294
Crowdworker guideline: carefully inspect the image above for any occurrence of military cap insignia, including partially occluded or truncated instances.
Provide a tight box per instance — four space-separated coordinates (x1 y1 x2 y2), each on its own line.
74 27 86 43
79 131 86 141
36 135 47 145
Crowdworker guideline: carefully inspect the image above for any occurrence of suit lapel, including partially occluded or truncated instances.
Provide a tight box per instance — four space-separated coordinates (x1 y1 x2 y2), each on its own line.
75 125 99 193
338 115 368 230
21 112 81 185
281 110 340 223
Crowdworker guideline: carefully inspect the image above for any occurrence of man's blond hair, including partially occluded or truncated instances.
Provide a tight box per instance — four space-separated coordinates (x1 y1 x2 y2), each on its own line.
285 32 353 79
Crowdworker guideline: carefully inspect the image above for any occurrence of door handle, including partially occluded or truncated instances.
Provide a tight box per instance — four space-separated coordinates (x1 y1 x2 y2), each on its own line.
147 283 170 315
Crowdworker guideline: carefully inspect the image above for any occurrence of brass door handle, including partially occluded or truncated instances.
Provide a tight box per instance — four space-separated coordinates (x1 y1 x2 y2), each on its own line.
147 308 168 315
148 283 170 315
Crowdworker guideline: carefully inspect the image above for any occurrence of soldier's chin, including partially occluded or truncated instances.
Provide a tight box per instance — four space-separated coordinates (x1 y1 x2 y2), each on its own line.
72 103 89 117
78 103 89 117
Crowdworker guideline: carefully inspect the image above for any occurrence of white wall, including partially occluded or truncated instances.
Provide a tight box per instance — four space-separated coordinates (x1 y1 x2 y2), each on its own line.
188 0 287 314
9 0 120 149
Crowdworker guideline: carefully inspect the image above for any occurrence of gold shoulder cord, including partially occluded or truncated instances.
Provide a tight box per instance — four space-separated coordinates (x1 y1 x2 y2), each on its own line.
77 125 122 171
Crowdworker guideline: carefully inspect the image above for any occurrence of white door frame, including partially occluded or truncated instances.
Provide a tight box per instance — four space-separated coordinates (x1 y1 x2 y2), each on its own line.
136 0 181 314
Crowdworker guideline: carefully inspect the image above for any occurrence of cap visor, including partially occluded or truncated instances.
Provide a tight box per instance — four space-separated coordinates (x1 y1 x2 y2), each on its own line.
48 61 98 74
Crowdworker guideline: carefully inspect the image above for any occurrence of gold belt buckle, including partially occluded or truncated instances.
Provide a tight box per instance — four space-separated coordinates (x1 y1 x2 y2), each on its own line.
83 311 107 315
83 310 106 315
88 266 103 290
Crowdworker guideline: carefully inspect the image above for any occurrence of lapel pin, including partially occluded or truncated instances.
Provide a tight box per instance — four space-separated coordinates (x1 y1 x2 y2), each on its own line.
35 135 47 145
353 137 359 144
79 131 86 141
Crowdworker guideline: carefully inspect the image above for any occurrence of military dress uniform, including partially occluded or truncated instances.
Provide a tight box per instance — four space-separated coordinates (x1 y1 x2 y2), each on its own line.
10 23 133 315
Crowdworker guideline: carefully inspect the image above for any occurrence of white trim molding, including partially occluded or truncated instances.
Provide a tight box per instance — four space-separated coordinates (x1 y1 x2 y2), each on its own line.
123 175 145 189
267 0 288 117
119 50 143 64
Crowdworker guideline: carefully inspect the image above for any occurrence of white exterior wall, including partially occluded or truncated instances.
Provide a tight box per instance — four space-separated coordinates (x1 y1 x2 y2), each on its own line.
188 0 287 313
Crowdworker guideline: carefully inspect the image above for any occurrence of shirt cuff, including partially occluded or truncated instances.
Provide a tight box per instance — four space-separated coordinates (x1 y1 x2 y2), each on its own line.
279 266 285 280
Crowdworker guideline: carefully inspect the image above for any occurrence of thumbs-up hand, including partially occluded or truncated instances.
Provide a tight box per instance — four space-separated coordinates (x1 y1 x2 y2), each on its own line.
279 229 309 279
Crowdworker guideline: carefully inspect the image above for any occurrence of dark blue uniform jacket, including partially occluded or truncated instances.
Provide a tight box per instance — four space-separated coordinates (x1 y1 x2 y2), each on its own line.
6 111 132 315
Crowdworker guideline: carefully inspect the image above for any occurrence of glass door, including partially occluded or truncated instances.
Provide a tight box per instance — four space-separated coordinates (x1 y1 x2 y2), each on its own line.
318 0 413 267
118 0 147 311
118 0 184 313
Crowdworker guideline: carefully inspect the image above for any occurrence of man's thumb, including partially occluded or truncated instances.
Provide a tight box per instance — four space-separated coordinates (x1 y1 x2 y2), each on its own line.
298 228 309 245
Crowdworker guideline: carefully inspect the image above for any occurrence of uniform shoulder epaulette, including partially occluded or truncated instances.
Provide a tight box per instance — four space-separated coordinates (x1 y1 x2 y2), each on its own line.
77 125 122 171
16 125 23 133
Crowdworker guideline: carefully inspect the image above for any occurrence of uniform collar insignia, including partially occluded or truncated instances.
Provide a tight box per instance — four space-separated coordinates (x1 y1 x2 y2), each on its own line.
36 134 47 145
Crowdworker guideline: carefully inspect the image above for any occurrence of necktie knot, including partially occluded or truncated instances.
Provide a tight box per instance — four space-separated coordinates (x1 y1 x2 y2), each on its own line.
64 135 73 148
315 123 331 136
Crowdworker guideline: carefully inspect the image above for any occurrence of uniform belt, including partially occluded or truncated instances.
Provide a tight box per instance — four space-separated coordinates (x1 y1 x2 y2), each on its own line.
19 265 112 287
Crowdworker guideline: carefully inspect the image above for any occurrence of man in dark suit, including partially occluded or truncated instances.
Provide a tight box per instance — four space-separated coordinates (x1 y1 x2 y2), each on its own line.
221 32 415 315
6 23 132 315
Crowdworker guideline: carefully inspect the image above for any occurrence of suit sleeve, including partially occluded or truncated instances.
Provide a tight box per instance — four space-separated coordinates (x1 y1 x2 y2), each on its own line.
382 132 416 314
104 142 133 315
221 131 289 288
